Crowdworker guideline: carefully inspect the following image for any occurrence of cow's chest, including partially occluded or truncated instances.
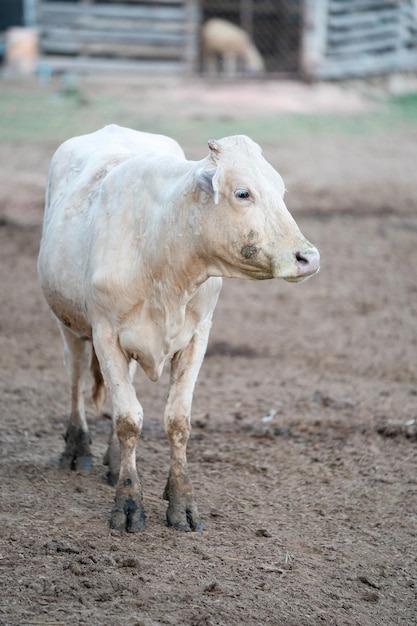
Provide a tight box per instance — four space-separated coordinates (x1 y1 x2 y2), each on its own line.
118 300 197 382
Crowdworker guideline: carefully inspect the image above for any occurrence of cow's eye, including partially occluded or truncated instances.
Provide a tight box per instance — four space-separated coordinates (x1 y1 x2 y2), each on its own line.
234 188 250 200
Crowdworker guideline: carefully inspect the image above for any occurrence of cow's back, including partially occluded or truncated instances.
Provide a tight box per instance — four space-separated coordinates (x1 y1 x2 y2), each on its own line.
44 125 185 222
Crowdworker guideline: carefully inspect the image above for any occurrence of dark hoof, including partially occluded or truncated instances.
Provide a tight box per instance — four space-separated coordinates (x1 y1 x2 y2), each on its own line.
166 504 204 532
106 469 119 487
110 496 146 533
60 451 93 472
60 426 92 471
164 475 203 532
189 517 205 533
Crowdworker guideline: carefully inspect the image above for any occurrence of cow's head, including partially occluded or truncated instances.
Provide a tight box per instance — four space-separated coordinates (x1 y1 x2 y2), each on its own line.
197 135 320 282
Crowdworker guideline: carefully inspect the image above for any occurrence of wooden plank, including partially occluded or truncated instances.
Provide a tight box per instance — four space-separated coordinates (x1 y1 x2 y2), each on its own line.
92 0 187 4
40 38 182 58
80 42 182 58
40 26 184 46
327 35 402 57
40 40 79 55
327 24 399 44
327 8 400 28
315 49 417 79
56 16 185 33
328 0 399 14
39 53 185 74
37 2 185 23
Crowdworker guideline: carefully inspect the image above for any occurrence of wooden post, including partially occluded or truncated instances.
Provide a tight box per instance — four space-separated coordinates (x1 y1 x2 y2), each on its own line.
23 0 37 27
300 0 329 81
183 0 201 75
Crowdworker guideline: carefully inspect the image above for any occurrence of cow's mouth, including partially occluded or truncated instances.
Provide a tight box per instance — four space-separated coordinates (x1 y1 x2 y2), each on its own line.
284 271 318 283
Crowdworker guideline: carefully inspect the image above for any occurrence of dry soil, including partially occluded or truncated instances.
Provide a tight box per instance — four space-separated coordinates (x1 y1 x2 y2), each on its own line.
0 78 416 626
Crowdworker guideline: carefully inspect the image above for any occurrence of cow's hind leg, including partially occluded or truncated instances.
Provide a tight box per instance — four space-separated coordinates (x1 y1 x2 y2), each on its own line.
59 324 93 471
163 322 211 532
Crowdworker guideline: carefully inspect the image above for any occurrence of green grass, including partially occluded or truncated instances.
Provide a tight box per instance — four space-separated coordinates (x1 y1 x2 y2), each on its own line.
0 87 135 144
1 79 416 149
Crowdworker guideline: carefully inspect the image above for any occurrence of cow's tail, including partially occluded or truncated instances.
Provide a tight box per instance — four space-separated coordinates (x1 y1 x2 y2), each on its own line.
91 348 107 413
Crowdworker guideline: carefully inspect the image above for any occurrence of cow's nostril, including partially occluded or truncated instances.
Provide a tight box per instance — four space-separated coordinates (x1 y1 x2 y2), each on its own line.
295 251 309 266
293 248 320 278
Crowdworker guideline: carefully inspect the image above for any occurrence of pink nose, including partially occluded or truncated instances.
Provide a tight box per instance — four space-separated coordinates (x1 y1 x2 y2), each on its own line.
295 248 320 277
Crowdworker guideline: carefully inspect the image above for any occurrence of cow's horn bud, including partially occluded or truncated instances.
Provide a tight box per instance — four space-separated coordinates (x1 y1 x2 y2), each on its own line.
208 139 221 154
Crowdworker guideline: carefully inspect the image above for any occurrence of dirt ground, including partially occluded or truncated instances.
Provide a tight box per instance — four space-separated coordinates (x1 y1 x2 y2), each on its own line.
0 79 417 626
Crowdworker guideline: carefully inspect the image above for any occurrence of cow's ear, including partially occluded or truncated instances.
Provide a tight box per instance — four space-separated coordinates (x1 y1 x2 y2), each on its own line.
197 167 219 204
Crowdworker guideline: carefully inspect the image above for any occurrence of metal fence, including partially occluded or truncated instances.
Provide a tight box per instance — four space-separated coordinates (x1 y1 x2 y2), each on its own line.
201 0 303 76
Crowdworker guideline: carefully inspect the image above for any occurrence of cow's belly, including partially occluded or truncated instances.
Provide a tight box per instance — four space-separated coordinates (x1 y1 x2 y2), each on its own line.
43 287 92 339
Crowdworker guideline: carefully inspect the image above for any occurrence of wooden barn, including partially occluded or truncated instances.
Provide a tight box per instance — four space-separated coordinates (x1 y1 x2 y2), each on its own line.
302 0 417 79
3 0 417 79
35 0 200 75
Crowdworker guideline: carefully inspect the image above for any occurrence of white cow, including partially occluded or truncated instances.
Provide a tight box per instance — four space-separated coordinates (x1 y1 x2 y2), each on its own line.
202 18 265 76
38 125 319 532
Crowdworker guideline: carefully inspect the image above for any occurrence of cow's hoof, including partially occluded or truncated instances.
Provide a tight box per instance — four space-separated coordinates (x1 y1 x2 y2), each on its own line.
166 504 204 532
106 469 119 487
163 475 203 531
60 451 93 471
110 495 146 533
60 425 92 471
60 450 93 472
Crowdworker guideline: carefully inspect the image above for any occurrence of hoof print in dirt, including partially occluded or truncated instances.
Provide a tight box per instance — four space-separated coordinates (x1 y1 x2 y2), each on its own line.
376 420 417 441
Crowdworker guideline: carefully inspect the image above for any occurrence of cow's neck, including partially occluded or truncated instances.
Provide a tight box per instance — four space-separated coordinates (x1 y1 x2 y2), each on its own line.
137 162 213 297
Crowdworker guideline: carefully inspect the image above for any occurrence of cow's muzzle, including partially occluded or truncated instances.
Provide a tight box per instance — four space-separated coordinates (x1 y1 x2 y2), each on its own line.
285 247 320 282
272 245 320 283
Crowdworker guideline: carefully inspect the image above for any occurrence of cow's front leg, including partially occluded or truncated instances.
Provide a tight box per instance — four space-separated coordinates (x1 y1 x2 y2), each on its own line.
103 360 138 487
109 410 146 533
163 323 211 531
93 324 146 532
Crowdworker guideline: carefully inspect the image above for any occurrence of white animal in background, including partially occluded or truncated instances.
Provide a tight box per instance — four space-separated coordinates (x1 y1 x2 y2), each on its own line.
38 125 319 533
202 18 265 76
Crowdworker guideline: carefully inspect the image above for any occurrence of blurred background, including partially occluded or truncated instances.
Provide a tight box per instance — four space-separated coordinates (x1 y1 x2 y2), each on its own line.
1 0 417 226
1 0 417 80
